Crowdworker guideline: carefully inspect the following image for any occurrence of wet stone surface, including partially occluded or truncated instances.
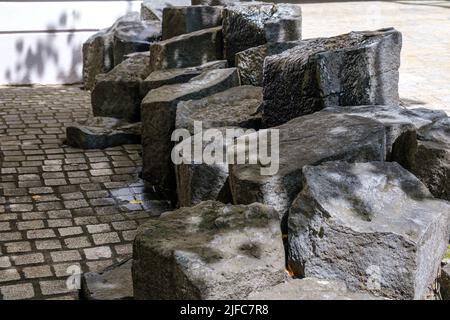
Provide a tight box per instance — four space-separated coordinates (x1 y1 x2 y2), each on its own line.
0 86 171 300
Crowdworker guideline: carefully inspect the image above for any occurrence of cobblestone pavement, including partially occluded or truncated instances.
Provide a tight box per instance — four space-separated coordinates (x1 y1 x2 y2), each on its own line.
0 86 170 300
301 0 450 114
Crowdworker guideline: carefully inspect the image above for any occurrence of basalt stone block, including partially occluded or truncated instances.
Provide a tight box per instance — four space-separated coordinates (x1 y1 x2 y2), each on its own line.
81 259 133 300
176 85 262 134
229 112 386 227
174 127 245 207
82 29 114 91
235 42 300 86
150 26 223 71
92 52 151 122
133 201 285 299
66 117 141 149
262 28 402 127
288 161 450 300
441 263 450 300
113 20 161 66
406 107 448 123
440 247 450 300
82 12 140 91
141 2 162 21
321 105 446 165
247 278 385 300
162 5 223 40
222 2 302 66
141 68 240 199
140 60 227 98
411 117 450 200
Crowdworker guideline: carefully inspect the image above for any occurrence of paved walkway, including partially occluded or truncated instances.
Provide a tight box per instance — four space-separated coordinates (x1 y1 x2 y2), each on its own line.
0 0 449 300
0 86 169 299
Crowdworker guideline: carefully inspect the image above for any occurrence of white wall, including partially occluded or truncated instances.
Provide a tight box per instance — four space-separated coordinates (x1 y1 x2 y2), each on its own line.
0 0 189 85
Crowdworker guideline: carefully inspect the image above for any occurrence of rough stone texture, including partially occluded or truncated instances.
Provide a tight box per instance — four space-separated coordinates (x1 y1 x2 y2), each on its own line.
66 117 141 149
191 0 253 5
133 201 285 299
411 117 450 200
82 29 114 91
322 105 447 164
247 277 385 300
140 60 227 98
229 112 386 228
288 161 450 300
113 20 161 66
440 247 450 300
150 26 223 71
441 264 450 300
0 85 173 300
406 107 448 124
82 13 161 91
162 5 223 40
235 42 300 86
222 2 302 66
141 68 240 199
92 52 151 122
174 127 245 207
262 28 402 127
176 85 262 134
81 258 133 300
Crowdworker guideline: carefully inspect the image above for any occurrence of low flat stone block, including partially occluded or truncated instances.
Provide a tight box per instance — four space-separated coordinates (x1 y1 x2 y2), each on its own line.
176 85 262 134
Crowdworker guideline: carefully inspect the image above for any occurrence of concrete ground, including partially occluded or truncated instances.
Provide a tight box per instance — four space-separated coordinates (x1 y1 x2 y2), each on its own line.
301 0 450 114
0 0 449 300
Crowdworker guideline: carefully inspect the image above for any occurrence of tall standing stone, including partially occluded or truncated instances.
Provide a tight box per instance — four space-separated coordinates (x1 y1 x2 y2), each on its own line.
222 2 302 66
140 60 227 98
288 161 450 300
162 5 223 40
262 28 402 127
92 52 151 122
411 117 450 200
141 68 240 199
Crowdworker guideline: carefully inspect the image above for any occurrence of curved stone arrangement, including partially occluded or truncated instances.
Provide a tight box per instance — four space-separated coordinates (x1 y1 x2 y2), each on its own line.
75 0 450 300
